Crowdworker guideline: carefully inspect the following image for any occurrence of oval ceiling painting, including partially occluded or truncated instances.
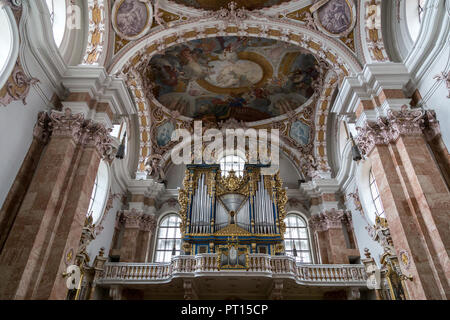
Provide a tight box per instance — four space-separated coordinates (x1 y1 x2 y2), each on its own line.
112 0 153 40
146 37 322 122
312 0 356 37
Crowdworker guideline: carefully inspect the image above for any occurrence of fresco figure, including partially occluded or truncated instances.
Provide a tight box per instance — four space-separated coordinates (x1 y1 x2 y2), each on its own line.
156 122 175 147
289 121 310 146
116 0 148 37
147 36 322 121
318 0 351 34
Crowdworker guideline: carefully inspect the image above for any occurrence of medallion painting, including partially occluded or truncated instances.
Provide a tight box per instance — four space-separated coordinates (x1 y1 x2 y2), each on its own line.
156 121 175 147
289 120 310 146
112 0 153 40
147 37 321 122
312 0 355 37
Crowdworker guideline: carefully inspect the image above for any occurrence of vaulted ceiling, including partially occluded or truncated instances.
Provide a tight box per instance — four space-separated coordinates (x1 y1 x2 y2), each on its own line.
171 0 291 11
102 0 364 177
145 36 322 122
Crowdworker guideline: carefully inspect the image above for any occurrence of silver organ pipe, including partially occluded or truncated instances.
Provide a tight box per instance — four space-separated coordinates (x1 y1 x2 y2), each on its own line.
215 201 228 231
187 171 280 235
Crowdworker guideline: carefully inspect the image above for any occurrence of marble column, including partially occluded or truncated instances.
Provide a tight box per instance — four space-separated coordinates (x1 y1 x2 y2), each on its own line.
119 209 142 262
356 106 450 299
137 214 157 262
310 209 359 264
0 109 113 300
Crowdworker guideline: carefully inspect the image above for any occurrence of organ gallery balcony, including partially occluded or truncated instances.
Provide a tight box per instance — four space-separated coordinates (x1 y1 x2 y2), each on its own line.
95 254 368 300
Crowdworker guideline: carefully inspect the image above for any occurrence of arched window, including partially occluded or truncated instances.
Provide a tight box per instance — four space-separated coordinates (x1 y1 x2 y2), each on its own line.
405 0 427 42
111 121 128 156
0 8 13 77
219 155 245 177
369 169 385 219
45 0 67 47
87 160 109 224
284 214 312 263
155 214 182 263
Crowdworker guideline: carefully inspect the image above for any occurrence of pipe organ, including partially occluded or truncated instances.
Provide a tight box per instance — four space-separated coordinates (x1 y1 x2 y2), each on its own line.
178 164 288 268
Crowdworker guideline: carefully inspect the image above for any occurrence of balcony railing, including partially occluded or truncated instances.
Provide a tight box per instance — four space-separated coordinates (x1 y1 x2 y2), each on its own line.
97 254 367 287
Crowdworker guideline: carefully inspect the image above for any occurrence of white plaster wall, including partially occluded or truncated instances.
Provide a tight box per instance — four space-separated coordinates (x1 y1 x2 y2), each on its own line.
166 163 186 189
416 44 450 147
0 87 51 207
345 184 384 267
86 195 121 264
279 154 301 189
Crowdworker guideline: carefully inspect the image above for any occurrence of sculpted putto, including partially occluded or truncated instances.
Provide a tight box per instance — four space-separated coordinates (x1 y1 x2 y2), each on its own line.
145 154 166 182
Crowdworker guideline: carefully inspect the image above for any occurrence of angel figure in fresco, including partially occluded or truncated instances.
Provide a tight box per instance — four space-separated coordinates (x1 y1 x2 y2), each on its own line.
179 47 211 81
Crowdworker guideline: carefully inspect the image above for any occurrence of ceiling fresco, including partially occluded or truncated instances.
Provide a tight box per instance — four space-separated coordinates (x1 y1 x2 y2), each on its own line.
170 0 291 11
145 36 322 122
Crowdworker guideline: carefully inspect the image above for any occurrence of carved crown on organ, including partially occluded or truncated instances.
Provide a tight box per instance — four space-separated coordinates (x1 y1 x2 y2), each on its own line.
178 163 288 266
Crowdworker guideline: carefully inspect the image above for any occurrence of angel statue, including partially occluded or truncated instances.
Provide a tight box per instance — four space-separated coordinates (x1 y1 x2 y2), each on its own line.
145 154 166 182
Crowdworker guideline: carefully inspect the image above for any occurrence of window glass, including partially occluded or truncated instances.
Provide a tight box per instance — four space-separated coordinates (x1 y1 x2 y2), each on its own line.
284 214 312 263
87 160 109 224
45 0 67 47
219 155 245 177
369 169 385 219
406 0 427 41
155 214 182 263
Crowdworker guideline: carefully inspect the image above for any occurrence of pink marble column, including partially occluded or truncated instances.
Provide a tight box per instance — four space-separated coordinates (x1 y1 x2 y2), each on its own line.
357 106 450 299
137 214 157 262
0 109 113 300
310 209 359 264
119 209 143 262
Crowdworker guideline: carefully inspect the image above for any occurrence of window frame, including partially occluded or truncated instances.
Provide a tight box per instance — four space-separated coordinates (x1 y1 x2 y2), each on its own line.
45 0 67 48
86 160 110 225
219 154 246 177
369 168 385 219
153 213 182 263
284 213 313 264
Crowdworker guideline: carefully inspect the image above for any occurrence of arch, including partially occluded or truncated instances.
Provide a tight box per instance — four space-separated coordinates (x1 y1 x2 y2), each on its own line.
108 18 361 75
284 212 312 263
0 5 19 90
154 213 182 262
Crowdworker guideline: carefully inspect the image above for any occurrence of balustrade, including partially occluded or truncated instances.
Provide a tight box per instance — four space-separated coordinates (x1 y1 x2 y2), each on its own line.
99 254 367 286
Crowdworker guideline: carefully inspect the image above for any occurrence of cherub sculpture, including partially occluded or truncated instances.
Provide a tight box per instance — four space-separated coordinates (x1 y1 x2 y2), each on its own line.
145 154 166 182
